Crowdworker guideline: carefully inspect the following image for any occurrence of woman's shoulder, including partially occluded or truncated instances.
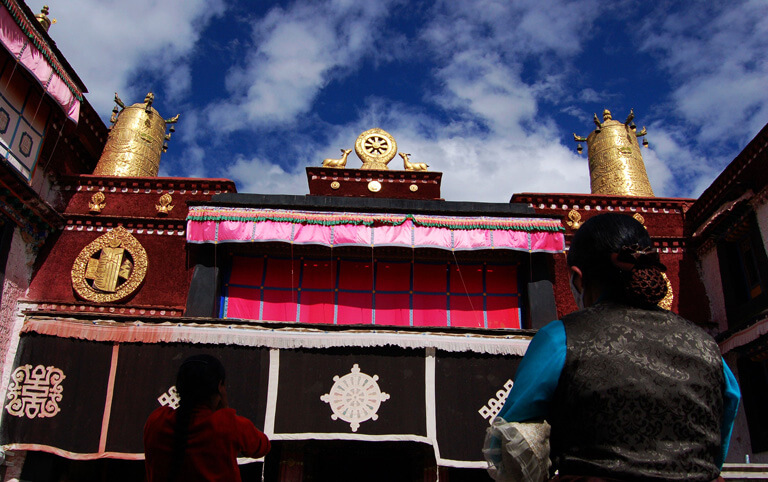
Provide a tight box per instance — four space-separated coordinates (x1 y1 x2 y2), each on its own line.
147 405 174 421
144 405 175 435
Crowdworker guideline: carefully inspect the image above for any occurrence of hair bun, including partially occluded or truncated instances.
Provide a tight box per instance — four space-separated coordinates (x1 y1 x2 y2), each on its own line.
625 267 668 305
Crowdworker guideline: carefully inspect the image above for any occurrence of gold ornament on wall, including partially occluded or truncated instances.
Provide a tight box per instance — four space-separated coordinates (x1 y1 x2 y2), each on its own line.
89 192 106 213
155 193 174 215
355 128 397 170
565 209 582 230
71 226 148 303
658 272 674 310
632 212 647 229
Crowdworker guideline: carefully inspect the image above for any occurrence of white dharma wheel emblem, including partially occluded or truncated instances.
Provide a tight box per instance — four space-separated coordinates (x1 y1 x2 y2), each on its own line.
321 363 390 432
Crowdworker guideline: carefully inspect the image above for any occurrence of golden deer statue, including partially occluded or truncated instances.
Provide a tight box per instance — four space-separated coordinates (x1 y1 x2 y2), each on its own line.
322 149 352 168
400 152 428 171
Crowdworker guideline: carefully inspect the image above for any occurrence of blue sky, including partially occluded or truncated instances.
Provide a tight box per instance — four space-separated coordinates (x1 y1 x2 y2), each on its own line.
32 0 768 202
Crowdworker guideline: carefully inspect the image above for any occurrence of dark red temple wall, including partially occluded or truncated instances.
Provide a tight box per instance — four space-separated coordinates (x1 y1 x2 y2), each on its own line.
27 230 192 309
553 253 577 319
64 191 199 220
553 251 696 320
526 205 699 321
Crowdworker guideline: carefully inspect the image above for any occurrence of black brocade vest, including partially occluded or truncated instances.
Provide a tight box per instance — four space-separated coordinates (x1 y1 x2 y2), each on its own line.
550 302 724 481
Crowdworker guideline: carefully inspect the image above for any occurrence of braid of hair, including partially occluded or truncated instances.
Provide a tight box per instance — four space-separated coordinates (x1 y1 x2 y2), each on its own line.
169 400 193 482
168 355 225 482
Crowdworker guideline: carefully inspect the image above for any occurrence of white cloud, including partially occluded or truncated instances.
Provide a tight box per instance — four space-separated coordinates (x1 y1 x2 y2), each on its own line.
28 0 225 114
640 1 768 146
206 0 393 132
225 156 308 195
226 98 590 202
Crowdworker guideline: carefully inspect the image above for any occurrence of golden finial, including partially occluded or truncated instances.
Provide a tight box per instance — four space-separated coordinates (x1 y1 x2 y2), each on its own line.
35 6 56 32
573 108 654 197
93 92 180 177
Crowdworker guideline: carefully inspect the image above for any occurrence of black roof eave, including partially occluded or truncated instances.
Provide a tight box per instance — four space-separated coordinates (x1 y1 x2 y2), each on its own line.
189 193 557 218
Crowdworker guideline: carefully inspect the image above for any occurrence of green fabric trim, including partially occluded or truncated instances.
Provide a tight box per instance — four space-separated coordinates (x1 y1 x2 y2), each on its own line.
187 210 564 232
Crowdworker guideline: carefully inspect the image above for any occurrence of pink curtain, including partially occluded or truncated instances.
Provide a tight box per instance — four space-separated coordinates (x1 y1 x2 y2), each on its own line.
0 6 80 122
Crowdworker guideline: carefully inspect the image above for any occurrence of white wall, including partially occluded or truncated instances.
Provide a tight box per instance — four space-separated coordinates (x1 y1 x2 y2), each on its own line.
699 247 728 333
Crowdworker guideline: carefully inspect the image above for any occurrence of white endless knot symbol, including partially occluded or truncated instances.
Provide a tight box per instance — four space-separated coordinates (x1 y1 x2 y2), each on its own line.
5 364 65 419
321 363 390 432
478 379 514 424
158 386 180 409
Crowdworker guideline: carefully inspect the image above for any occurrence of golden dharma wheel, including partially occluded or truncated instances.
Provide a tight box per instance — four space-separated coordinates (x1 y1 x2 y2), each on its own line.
355 128 397 170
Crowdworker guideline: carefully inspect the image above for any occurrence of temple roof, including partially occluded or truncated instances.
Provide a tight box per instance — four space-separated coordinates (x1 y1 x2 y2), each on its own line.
197 192 542 217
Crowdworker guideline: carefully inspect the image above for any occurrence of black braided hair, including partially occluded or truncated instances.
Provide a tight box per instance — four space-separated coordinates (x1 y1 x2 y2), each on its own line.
567 213 668 307
169 354 225 482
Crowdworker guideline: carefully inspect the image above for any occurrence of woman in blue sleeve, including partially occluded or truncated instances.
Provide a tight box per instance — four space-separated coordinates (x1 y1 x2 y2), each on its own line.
486 213 740 482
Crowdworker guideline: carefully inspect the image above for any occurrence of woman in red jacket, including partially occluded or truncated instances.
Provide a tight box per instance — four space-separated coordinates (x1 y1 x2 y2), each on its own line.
144 354 271 482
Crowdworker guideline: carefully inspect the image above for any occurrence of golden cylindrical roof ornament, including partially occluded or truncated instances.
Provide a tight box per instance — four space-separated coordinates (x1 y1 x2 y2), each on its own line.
574 109 654 196
92 93 179 177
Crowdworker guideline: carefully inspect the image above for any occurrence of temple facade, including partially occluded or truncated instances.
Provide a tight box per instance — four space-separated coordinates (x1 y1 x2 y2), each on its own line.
0 0 766 480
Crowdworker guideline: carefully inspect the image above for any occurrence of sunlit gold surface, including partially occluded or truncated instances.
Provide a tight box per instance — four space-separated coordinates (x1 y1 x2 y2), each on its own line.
576 109 654 197
71 227 148 303
93 93 179 177
658 272 673 310
155 193 174 215
565 209 582 230
88 192 106 213
35 6 56 31
400 152 429 171
322 149 352 168
368 180 382 192
355 128 397 170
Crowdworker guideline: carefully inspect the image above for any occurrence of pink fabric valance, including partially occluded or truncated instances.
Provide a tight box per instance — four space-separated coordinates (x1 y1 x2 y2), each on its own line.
0 2 81 122
187 207 565 253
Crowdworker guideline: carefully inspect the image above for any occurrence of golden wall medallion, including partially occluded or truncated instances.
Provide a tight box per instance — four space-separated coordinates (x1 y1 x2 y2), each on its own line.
71 226 148 303
565 209 582 230
355 128 397 170
89 192 106 213
155 193 174 215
